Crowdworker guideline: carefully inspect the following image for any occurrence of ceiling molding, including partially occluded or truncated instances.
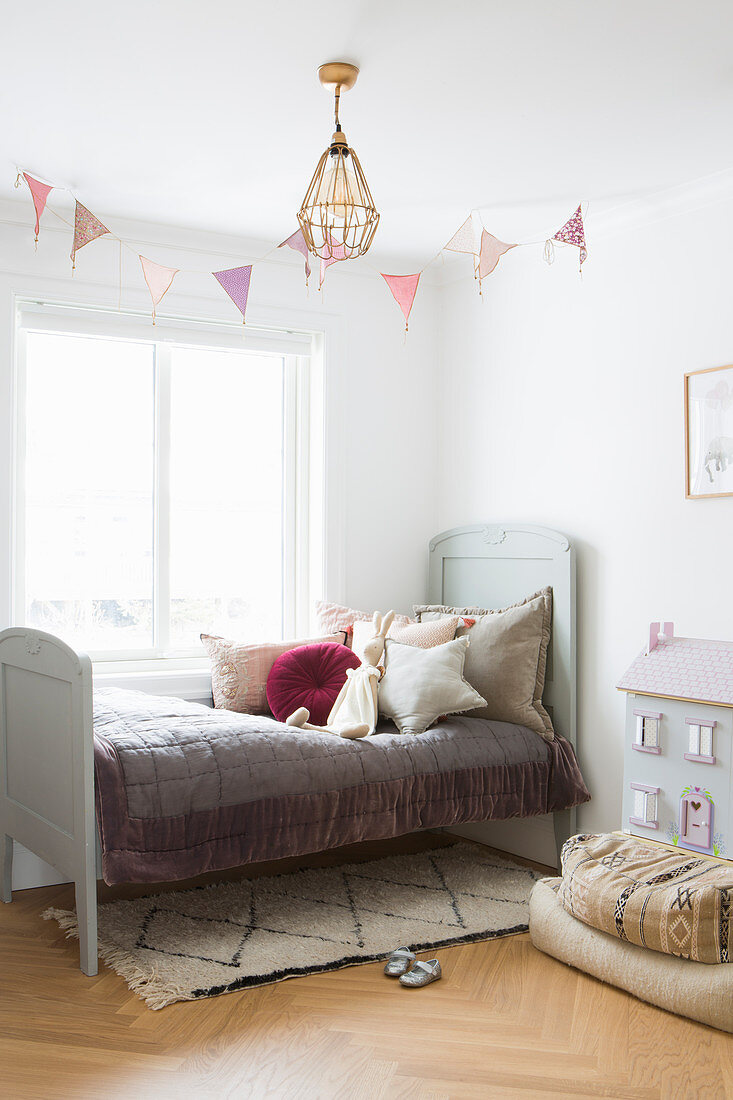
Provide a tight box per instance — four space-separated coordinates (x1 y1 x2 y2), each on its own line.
0 196 443 286
588 166 733 239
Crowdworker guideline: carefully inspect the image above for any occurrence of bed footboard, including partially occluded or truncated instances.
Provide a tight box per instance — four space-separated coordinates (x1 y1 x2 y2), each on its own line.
0 628 97 975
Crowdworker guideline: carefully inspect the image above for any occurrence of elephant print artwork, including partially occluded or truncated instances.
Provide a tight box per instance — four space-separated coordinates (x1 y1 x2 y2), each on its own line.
685 364 733 498
704 436 733 483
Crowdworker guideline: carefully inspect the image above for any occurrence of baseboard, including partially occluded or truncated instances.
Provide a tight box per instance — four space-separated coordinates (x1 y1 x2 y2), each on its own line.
445 815 558 869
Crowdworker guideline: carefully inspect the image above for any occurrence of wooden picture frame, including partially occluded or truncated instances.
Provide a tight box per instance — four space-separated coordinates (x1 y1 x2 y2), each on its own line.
684 363 733 499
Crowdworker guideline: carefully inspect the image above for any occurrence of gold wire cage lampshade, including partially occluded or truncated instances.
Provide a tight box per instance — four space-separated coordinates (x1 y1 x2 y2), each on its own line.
297 62 379 260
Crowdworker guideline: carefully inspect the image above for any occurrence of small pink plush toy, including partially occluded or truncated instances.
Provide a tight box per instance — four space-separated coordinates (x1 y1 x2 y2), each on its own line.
286 610 395 739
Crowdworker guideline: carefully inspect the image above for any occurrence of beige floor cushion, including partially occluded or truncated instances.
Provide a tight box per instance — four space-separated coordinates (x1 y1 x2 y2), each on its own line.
530 879 733 1033
558 833 732 964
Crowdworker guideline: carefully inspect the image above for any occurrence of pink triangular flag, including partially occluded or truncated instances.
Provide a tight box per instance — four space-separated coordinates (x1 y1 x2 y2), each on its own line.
212 265 253 322
22 173 53 243
381 273 421 331
551 204 587 269
71 201 109 268
445 214 480 256
478 230 516 280
319 235 347 288
139 256 179 322
279 228 312 283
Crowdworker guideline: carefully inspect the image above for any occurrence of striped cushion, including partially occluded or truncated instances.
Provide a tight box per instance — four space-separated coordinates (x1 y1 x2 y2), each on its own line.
558 833 732 964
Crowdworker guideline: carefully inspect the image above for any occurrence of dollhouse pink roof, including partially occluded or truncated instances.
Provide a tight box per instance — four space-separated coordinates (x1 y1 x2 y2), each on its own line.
617 636 733 706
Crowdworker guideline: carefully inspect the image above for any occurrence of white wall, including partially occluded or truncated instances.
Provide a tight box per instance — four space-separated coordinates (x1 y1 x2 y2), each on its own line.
0 198 441 887
437 185 733 834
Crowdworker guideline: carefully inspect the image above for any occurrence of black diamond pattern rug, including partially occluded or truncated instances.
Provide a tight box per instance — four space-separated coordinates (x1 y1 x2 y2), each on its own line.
43 843 541 1008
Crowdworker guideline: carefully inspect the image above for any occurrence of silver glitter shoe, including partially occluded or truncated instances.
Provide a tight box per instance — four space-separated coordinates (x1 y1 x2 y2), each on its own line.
398 959 442 988
383 947 416 977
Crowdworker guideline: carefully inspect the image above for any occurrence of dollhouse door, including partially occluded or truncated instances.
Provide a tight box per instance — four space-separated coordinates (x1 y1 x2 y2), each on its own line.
680 790 713 850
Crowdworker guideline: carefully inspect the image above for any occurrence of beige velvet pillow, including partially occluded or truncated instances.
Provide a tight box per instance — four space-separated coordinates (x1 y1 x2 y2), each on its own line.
378 636 487 735
413 588 553 740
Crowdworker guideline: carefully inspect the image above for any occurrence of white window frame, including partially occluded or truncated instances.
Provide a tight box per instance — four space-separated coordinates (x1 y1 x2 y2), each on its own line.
632 708 662 755
13 301 320 668
630 782 660 830
684 717 716 764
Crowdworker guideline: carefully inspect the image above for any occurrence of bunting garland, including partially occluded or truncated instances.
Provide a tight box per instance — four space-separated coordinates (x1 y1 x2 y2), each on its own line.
478 231 516 281
212 265 253 323
279 228 312 284
381 273 421 332
71 201 109 270
544 204 587 271
319 235 347 288
139 256 179 323
445 217 517 295
445 214 480 257
277 227 347 288
13 164 588 335
19 172 53 245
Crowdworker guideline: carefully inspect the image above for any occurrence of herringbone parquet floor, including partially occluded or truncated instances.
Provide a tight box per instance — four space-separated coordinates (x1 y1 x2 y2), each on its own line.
1 834 731 1100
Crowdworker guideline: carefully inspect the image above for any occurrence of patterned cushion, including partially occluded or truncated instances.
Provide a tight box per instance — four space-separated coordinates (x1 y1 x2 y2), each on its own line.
350 616 460 662
201 632 346 714
558 833 733 964
266 642 361 725
315 600 414 639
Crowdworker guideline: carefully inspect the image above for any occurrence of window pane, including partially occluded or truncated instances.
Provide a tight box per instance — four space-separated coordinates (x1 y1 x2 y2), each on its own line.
168 346 284 649
23 332 155 651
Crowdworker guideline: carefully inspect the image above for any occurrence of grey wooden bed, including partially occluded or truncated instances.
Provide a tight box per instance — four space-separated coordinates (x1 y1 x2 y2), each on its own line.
0 523 579 977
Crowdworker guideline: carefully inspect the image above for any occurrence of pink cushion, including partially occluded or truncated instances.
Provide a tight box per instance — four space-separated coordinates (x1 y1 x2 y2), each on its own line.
266 643 361 725
315 600 414 638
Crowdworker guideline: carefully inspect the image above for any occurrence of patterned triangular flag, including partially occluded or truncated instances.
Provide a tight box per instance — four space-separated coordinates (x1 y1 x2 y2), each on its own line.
279 228 312 283
22 173 53 244
445 214 480 256
381 273 421 332
139 256 179 323
71 201 109 269
548 204 587 270
212 265 252 323
478 231 516 280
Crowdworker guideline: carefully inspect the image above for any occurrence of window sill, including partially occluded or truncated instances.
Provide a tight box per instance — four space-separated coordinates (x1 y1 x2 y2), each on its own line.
93 664 212 703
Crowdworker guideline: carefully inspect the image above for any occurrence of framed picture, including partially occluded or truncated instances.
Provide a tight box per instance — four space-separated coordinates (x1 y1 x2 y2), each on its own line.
685 364 733 499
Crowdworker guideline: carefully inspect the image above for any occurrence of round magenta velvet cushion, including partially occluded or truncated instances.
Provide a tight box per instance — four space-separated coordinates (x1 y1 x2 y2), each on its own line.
266 642 361 725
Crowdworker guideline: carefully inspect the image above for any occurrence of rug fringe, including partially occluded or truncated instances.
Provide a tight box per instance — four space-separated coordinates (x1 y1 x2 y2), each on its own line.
43 907 195 1010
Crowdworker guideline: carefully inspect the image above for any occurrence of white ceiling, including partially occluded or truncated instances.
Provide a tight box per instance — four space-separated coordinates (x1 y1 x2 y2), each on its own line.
3 0 733 265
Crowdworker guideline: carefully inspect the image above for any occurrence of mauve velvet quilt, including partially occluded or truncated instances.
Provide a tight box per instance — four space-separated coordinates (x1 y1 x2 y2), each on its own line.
93 687 590 885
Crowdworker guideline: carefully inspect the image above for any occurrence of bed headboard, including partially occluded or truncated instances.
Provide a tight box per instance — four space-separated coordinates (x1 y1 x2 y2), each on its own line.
428 524 576 748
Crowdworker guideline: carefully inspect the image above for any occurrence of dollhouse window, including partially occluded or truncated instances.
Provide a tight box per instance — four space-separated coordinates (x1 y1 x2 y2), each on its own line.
684 718 716 764
630 783 660 829
632 710 662 754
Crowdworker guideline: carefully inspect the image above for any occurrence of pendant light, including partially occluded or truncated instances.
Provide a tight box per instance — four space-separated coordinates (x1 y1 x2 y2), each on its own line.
297 62 379 260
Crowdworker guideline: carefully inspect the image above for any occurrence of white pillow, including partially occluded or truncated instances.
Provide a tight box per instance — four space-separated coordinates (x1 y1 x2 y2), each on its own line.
351 616 460 663
378 636 487 735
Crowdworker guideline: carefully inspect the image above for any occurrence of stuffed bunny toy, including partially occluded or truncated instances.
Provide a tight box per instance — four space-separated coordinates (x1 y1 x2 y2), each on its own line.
286 610 395 739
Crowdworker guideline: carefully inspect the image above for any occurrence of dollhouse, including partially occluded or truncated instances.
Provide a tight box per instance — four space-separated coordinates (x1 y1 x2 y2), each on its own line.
617 622 733 861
